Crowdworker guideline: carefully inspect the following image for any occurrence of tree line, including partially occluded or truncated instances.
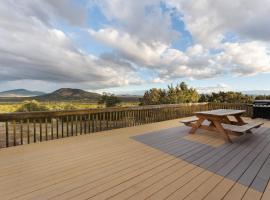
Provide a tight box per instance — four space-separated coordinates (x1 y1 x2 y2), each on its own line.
11 83 270 112
140 82 270 105
140 82 200 105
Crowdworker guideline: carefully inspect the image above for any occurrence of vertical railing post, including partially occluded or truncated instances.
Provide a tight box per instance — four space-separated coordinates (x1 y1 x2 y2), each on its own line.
45 118 48 141
33 119 36 143
39 119 42 142
5 121 9 147
27 119 30 144
13 120 16 146
20 120 23 145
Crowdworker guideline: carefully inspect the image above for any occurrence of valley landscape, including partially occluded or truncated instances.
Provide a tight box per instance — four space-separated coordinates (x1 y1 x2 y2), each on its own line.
1 84 270 113
0 88 141 113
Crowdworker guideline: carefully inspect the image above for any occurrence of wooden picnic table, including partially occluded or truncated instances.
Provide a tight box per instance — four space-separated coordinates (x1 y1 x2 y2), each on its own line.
181 109 263 143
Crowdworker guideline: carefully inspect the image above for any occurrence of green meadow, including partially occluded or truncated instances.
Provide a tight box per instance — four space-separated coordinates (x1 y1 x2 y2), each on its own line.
0 101 139 113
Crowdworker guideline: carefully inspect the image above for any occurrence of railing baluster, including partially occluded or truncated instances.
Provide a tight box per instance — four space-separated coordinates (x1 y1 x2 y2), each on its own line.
120 111 123 127
61 117 64 138
91 114 94 133
27 119 30 144
33 119 36 143
109 112 112 128
88 114 91 133
105 112 108 130
80 115 83 135
20 120 23 145
112 112 115 128
39 119 42 142
71 116 74 136
133 111 136 126
51 118 54 140
126 111 129 127
5 122 9 147
119 111 122 128
45 118 48 141
99 113 102 131
117 112 119 128
124 111 127 127
66 116 69 137
84 115 87 134
122 111 125 127
75 115 78 135
56 118 59 139
12 120 16 146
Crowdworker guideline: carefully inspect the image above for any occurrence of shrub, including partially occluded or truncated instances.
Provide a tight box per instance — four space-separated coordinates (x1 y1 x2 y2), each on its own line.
48 103 78 110
98 93 122 107
62 103 78 110
16 100 49 112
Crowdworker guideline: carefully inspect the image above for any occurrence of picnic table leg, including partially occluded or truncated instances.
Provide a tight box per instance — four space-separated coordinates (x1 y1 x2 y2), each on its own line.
212 121 232 143
189 117 205 134
234 114 245 125
208 120 214 127
223 116 232 124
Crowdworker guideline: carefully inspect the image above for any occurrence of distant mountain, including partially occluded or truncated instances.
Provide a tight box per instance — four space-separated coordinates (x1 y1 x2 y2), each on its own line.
116 94 142 102
241 90 270 95
36 88 101 101
0 89 46 97
0 88 141 102
36 88 141 102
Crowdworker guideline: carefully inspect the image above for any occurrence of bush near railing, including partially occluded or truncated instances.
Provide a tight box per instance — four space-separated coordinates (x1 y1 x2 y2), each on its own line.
0 103 252 148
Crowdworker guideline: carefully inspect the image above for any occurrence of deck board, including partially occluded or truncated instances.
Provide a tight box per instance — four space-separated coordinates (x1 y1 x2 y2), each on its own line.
183 128 269 200
0 118 270 200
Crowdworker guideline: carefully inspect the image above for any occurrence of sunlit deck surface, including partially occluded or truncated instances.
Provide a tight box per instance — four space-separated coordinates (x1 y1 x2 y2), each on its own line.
1 118 270 200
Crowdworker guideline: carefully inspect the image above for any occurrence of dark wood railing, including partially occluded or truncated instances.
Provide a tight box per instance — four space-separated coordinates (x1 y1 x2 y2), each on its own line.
0 103 252 148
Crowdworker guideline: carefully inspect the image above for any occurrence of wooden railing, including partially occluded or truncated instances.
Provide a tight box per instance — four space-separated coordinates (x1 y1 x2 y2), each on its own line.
0 103 252 148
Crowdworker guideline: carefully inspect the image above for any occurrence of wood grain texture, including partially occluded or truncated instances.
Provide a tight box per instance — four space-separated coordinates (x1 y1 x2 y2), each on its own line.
0 118 269 200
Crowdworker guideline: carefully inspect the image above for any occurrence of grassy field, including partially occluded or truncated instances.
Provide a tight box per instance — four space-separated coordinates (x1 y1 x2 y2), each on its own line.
0 101 140 113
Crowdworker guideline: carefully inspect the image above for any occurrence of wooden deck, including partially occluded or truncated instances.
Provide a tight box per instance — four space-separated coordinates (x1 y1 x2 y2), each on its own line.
0 117 270 200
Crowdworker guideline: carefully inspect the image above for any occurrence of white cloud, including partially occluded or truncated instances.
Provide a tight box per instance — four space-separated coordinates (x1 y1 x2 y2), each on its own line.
90 0 270 82
89 28 221 79
196 83 231 94
90 27 270 82
0 1 143 90
89 28 169 67
91 0 178 45
7 0 87 26
152 77 165 83
166 0 270 45
1 0 270 92
220 41 270 75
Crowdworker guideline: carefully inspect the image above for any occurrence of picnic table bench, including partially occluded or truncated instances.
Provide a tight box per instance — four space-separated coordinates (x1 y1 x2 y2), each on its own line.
180 109 263 143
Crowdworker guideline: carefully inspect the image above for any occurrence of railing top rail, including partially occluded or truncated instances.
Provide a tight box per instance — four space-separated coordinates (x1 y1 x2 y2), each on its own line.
0 102 249 121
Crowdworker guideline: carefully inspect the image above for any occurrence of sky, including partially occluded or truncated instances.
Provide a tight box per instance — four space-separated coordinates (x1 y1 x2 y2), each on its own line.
0 0 270 94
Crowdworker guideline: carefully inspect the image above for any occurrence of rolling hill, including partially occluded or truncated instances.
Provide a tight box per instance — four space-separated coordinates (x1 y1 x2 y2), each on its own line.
0 88 141 102
35 88 101 101
0 89 46 97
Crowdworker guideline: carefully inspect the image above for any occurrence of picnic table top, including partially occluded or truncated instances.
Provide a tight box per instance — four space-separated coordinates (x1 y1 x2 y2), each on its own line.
195 109 246 116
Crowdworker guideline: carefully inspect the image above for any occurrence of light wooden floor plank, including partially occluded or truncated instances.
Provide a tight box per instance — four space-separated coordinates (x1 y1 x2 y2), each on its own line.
0 118 269 200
